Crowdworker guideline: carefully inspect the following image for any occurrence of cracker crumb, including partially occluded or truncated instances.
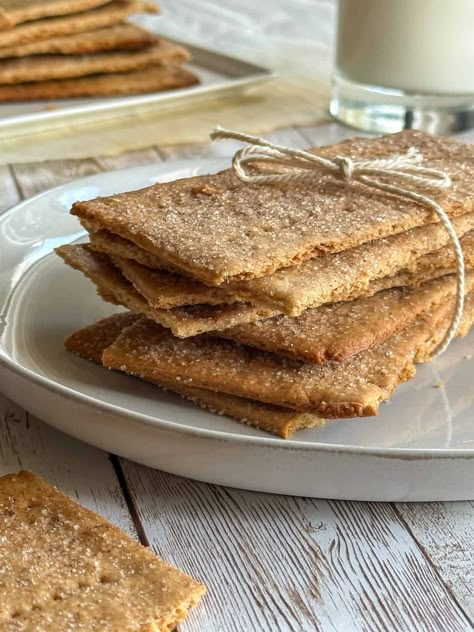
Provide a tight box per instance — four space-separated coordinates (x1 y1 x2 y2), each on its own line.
191 183 223 196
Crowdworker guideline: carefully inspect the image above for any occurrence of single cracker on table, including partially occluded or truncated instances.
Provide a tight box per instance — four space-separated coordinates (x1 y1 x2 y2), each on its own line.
0 0 113 28
0 470 205 631
88 220 474 315
65 312 324 438
0 65 198 100
221 270 474 364
0 1 158 48
55 245 278 337
0 39 189 84
71 131 474 285
0 24 159 58
101 293 474 418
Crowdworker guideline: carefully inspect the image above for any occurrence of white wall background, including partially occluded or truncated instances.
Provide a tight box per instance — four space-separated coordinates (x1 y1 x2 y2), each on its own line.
137 0 336 81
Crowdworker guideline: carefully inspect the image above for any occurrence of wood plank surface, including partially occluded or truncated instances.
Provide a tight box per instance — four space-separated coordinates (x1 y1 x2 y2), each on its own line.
93 146 162 172
0 394 135 536
159 126 310 161
119 460 473 632
1 165 21 210
394 502 474 617
11 159 103 198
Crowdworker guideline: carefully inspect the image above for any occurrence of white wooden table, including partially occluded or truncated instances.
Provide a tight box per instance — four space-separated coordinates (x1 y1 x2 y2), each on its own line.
1 124 473 632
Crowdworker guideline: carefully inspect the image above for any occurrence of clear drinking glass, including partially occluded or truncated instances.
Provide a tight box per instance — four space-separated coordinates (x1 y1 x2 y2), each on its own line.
330 0 474 134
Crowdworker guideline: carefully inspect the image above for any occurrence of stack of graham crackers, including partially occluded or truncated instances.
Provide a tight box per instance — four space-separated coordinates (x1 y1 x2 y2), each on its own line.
0 0 198 101
57 130 474 439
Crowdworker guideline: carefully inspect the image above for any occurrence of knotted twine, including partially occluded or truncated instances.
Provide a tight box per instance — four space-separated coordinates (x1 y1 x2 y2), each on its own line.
210 126 465 358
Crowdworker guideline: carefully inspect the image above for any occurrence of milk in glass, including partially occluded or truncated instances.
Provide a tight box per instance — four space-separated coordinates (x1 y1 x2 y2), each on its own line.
331 0 474 132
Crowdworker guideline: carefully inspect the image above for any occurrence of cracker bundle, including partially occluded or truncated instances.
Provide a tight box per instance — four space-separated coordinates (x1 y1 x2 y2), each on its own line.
57 130 474 438
0 0 198 101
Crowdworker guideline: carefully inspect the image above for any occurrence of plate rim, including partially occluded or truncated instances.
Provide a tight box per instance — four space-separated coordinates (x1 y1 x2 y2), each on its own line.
0 159 473 460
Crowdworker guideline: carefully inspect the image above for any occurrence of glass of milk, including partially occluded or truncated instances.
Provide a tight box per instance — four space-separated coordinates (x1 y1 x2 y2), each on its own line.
330 0 474 134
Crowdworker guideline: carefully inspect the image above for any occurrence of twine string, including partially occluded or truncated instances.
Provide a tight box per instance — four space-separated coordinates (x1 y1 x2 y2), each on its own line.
211 126 464 358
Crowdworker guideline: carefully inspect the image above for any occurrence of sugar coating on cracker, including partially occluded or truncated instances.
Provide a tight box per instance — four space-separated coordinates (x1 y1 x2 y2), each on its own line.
71 131 474 284
58 216 474 338
0 2 158 48
0 39 189 85
0 65 198 101
56 245 278 337
224 212 474 315
65 312 323 438
101 295 474 418
222 269 474 363
0 0 113 27
0 470 205 631
85 209 474 316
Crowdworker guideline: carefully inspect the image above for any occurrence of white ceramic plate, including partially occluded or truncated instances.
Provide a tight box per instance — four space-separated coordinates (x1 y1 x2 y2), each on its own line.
1 159 473 501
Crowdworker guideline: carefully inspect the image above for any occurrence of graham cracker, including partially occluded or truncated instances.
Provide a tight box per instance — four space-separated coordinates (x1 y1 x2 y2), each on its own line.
224 212 474 315
386 229 474 279
101 293 474 418
60 232 474 340
113 255 239 309
0 24 159 58
221 270 474 364
415 293 474 360
89 232 474 361
364 230 474 293
71 131 474 285
65 312 324 438
55 244 277 336
0 39 188 84
90 225 474 304
65 311 139 363
0 65 198 100
0 470 205 631
87 214 474 317
0 1 158 48
0 0 112 28
90 227 166 269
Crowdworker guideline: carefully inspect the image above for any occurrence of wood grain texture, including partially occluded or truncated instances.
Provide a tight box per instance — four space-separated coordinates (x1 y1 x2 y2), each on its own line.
119 460 473 632
11 158 103 198
159 127 310 161
93 147 162 172
10 149 163 199
394 502 474 618
297 122 369 149
0 394 135 536
1 165 21 212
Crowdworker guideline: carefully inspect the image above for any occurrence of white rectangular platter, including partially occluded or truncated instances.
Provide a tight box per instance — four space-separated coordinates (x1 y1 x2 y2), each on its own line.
0 39 274 140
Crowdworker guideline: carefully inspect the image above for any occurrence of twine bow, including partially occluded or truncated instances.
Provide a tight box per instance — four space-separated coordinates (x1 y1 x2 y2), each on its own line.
211 126 465 358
